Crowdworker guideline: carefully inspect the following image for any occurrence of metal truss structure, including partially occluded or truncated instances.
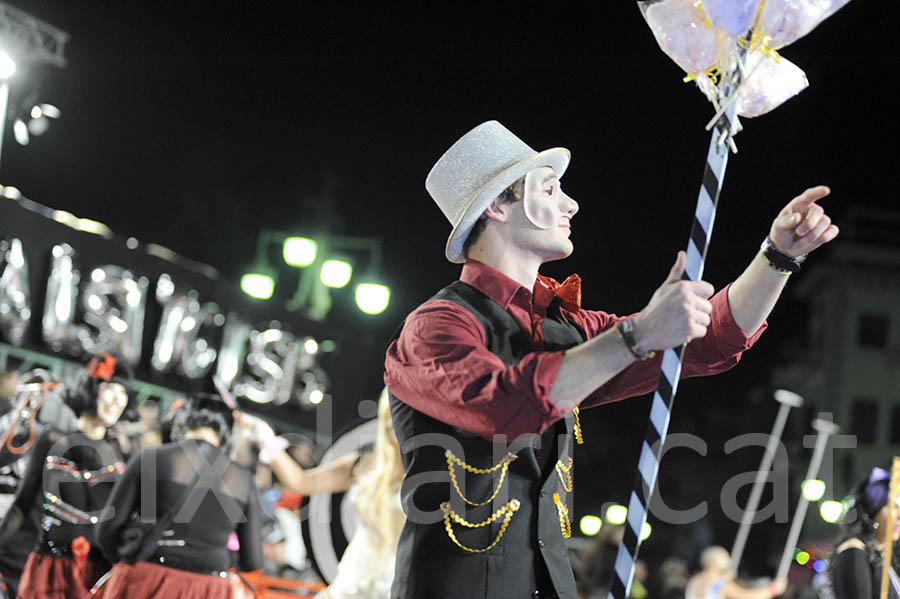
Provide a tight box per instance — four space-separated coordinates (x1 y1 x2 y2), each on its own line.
0 2 69 68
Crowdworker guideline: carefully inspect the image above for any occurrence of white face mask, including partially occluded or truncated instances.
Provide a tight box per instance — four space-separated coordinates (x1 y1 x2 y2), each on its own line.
523 169 560 230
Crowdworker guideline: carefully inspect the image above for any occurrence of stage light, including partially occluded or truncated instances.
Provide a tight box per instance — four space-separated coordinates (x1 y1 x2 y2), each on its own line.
605 504 627 526
812 559 826 573
820 500 843 523
579 515 602 536
0 52 15 80
13 118 28 145
304 338 319 354
801 479 826 502
283 237 317 267
309 389 324 405
320 259 352 288
355 283 391 315
640 522 651 541
37 104 61 119
241 273 275 300
796 551 810 566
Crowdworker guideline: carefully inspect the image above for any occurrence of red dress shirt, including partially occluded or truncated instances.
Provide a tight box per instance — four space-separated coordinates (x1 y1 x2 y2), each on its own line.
384 260 766 441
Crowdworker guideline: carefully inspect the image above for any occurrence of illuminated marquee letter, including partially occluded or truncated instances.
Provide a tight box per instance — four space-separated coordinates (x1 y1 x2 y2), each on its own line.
0 238 32 345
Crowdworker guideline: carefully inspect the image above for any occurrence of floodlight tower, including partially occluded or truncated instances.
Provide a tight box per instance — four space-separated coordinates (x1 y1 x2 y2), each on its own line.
0 2 69 170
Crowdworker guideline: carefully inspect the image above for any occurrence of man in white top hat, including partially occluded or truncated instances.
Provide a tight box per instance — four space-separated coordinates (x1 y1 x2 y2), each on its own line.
384 120 836 599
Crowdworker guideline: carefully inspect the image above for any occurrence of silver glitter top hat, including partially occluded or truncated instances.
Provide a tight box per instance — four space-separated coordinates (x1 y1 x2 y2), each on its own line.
425 120 570 263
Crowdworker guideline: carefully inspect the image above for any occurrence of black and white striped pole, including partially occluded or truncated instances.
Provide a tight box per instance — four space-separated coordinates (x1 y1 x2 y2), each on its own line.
608 48 749 599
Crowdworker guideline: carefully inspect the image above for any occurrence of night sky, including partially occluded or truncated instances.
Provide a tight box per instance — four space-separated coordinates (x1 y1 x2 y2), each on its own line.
3 0 898 571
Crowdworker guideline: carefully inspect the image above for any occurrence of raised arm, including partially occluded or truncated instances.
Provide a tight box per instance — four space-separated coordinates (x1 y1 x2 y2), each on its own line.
238 413 357 496
727 185 838 334
268 451 357 496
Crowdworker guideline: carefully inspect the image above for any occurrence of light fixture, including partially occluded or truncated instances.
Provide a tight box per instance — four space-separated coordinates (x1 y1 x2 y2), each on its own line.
819 500 843 523
801 479 826 502
283 237 318 267
355 283 391 315
579 515 602 536
13 118 28 145
14 103 61 146
640 522 651 541
0 51 15 80
605 504 627 526
795 550 810 566
320 259 352 288
241 272 275 300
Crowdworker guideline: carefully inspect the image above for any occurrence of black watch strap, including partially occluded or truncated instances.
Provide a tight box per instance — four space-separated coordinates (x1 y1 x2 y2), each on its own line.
616 319 655 361
760 237 805 274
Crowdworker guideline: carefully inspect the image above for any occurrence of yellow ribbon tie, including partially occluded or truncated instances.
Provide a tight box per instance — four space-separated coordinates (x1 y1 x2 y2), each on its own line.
693 1 712 29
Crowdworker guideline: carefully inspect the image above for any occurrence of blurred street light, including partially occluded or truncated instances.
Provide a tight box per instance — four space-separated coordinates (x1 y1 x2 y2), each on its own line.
579 515 602 536
355 283 390 315
801 479 826 502
241 272 275 300
605 504 627 526
245 229 391 319
819 500 843 523
320 259 352 288
283 236 317 267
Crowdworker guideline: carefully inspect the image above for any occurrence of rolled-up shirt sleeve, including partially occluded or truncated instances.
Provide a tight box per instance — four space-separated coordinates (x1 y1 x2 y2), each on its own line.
384 299 565 440
578 283 766 408
386 284 766 438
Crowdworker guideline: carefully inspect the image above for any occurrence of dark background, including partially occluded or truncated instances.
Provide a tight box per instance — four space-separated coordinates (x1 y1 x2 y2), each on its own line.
2 0 897 574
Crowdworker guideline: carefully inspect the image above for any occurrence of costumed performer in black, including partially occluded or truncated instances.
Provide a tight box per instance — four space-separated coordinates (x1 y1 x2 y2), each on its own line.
0 353 131 599
0 368 80 598
383 121 838 598
831 466 900 599
96 392 263 599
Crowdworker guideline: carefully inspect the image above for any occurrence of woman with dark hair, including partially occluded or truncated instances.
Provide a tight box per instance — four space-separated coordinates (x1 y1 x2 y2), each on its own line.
96 393 262 599
0 353 131 599
831 466 900 599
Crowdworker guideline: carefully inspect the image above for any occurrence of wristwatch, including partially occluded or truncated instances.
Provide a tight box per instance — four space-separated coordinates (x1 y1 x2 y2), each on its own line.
760 236 806 274
616 319 656 361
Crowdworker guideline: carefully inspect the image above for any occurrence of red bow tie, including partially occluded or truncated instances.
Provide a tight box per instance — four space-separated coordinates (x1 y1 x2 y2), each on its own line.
537 273 582 312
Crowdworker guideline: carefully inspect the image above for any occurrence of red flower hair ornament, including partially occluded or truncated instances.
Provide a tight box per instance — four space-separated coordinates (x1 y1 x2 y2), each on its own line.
86 353 117 381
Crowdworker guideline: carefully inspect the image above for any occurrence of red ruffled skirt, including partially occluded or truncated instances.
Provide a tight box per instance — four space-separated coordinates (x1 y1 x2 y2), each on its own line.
17 552 107 599
98 562 230 599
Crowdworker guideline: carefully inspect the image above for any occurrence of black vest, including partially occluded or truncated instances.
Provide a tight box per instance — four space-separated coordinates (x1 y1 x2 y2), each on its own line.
390 281 587 599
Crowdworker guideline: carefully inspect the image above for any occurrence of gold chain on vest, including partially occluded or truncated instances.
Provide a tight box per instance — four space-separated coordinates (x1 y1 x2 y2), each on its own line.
445 450 517 506
441 499 521 553
553 492 572 539
573 407 583 445
555 456 573 493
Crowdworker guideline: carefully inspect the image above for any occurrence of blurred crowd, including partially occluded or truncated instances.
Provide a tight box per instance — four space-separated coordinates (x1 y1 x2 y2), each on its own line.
1 362 897 599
